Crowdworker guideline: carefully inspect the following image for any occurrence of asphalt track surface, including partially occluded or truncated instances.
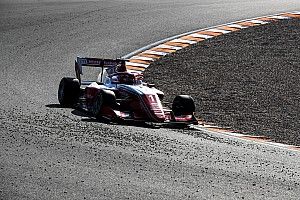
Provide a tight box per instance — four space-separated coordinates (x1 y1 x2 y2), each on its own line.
1 0 300 199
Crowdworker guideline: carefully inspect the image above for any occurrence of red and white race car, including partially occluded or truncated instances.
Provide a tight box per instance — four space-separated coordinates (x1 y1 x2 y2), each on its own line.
58 57 198 126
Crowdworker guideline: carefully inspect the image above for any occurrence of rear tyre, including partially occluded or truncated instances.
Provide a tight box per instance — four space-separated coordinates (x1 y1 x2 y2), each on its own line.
58 77 80 107
172 95 195 116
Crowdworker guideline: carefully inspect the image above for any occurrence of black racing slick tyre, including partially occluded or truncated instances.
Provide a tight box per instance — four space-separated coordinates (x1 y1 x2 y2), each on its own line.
102 89 117 107
92 93 103 119
91 90 117 119
172 95 196 116
58 77 80 107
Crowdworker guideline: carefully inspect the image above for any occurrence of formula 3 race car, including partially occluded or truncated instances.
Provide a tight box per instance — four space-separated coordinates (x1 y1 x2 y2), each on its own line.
58 57 198 127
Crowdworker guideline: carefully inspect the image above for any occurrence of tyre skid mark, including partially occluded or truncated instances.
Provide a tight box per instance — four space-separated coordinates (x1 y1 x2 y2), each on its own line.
122 11 300 152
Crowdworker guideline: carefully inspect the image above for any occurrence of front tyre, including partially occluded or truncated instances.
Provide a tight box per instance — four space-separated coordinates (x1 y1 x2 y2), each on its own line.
172 95 195 116
92 93 103 119
58 77 80 107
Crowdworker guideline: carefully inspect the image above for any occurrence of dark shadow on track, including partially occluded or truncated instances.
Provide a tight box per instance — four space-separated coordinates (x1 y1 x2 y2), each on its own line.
45 104 189 130
71 109 91 118
72 109 162 129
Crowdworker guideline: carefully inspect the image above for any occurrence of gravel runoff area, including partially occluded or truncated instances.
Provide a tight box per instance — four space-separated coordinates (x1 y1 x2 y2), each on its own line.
144 18 300 146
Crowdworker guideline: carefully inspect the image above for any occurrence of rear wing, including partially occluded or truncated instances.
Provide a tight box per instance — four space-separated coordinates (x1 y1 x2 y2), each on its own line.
75 57 127 83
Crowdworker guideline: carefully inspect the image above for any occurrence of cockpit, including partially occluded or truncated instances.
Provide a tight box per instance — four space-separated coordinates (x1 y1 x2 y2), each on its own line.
105 72 143 85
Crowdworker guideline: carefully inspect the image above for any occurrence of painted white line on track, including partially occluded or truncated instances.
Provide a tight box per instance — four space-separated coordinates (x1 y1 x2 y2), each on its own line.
227 24 247 29
156 44 183 50
170 39 198 44
265 142 290 147
206 29 231 34
143 50 168 56
126 62 149 68
249 19 269 24
122 11 300 59
189 33 213 39
191 125 300 152
269 16 290 19
130 56 155 61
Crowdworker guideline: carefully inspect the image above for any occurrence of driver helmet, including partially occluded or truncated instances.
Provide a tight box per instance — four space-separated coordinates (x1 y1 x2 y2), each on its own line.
111 75 119 83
